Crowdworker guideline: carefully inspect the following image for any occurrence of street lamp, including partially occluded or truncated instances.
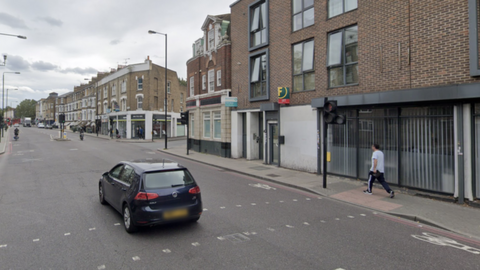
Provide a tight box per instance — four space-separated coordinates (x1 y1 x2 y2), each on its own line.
6 88 18 120
148 30 168 149
2 72 20 138
0 33 27 39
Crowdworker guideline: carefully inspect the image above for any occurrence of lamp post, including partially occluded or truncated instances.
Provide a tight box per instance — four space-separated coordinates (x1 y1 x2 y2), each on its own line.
0 33 27 39
2 72 20 138
6 88 18 121
148 30 168 149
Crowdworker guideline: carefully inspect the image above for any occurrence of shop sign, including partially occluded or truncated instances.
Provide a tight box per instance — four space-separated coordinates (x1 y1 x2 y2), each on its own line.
131 114 145 121
278 87 290 105
225 97 238 107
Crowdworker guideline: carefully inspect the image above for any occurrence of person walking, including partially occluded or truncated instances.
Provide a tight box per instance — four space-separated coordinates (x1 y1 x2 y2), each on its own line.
364 144 395 198
139 126 144 139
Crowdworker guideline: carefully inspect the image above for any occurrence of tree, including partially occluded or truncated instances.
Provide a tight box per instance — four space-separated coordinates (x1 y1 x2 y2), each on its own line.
178 78 187 87
15 99 37 118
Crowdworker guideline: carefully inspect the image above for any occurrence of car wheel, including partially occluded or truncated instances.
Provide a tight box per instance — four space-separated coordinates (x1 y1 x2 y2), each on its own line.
99 184 107 205
190 217 200 223
123 204 138 233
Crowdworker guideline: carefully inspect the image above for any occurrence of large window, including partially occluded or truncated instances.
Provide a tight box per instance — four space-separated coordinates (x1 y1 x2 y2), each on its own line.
208 29 215 50
293 40 315 92
103 87 107 99
121 81 126 93
250 1 268 49
202 75 206 91
137 96 143 110
292 0 314 31
213 111 221 139
112 84 116 96
189 76 194 96
121 99 126 111
190 114 194 137
203 112 211 138
137 77 143 90
167 81 171 94
208 70 215 93
327 25 358 87
329 0 357 18
249 50 268 100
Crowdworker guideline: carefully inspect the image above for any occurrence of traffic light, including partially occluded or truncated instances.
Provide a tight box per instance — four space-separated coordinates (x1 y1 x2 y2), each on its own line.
6 118 10 123
0 115 3 125
323 100 346 125
180 112 189 125
59 114 65 124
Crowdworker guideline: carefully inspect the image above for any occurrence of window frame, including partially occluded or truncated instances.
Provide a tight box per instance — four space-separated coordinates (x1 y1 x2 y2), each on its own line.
189 76 195 97
248 0 269 51
208 69 215 93
202 75 206 91
217 70 222 86
137 77 143 91
292 39 315 92
327 25 359 88
292 0 315 32
190 114 195 137
137 96 143 110
121 80 127 93
248 48 270 102
203 112 211 138
167 81 171 94
213 111 221 139
328 0 358 19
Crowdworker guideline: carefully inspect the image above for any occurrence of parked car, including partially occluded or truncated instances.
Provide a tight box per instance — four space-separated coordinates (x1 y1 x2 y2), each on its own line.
37 123 45 128
13 124 19 128
52 124 59 129
45 124 52 129
98 159 202 233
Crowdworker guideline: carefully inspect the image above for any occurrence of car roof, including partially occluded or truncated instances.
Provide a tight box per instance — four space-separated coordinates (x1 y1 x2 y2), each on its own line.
122 158 185 173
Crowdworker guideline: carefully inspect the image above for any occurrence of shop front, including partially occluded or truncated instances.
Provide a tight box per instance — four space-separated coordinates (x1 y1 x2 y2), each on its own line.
152 114 171 139
131 114 145 139
113 115 127 138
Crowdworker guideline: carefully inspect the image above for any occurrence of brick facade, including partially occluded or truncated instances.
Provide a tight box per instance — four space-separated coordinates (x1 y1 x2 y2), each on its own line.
230 0 480 110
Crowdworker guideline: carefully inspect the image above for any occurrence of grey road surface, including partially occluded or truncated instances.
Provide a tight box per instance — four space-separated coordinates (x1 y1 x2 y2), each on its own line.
0 127 478 270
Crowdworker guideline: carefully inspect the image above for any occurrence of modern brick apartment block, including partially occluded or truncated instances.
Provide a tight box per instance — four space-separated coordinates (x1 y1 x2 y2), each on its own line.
230 0 480 200
186 14 233 157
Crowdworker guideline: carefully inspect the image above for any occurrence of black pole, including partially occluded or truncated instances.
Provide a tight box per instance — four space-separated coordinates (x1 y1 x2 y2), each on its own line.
164 34 168 150
323 97 328 189
186 113 189 155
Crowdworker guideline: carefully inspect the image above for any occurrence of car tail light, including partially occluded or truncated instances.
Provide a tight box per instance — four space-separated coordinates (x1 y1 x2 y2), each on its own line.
189 186 201 194
134 192 159 200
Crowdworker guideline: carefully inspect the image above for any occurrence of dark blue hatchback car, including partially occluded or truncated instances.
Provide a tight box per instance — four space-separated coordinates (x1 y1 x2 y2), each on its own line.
99 159 203 233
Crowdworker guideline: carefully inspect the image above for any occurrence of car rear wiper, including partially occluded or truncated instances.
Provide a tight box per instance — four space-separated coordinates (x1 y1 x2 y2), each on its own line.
171 184 185 187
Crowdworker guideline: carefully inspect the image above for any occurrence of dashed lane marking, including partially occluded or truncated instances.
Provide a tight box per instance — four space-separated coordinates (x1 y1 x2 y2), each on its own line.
306 198 311 200
220 206 226 209
286 225 294 228
114 223 121 226
267 228 275 232
335 218 340 221
132 256 140 261
265 202 270 204
33 239 39 242
236 205 242 207
162 249 171 253
348 216 355 219
293 199 298 202
0 244 7 248
89 227 96 231
64 233 71 236
98 265 106 270
251 203 256 206
191 242 200 247
303 222 310 226
69 149 78 151
360 214 367 216
279 201 284 203
203 208 208 211
321 220 326 223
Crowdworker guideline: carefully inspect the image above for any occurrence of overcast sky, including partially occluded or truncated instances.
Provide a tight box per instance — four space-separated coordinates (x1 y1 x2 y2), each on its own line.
1 0 231 107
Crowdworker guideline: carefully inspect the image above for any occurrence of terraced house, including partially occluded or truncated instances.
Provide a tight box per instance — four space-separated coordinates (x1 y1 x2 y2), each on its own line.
95 57 186 139
186 14 232 157
229 0 480 202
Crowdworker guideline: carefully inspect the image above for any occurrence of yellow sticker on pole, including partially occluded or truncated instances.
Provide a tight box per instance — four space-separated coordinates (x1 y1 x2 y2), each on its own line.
327 152 331 162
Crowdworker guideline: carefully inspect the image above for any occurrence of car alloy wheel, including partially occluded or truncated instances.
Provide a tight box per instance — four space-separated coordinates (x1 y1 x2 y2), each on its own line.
123 205 138 233
99 184 107 205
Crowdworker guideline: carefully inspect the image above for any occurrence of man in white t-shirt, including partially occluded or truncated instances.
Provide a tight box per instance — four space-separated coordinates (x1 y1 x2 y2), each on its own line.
364 144 395 198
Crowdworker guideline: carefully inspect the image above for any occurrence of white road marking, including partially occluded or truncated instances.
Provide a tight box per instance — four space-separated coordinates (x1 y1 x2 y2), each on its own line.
64 233 71 236
306 198 311 200
236 205 242 207
293 199 298 202
162 249 171 253
203 208 208 211
132 256 140 261
251 203 256 205
373 212 378 215
251 232 257 235
418 225 423 227
243 232 251 235
191 242 200 247
335 268 346 270
265 202 270 204
146 152 156 155
89 227 96 231
317 197 322 199
267 228 275 232
360 214 367 216
0 245 6 248
348 216 355 219
70 149 78 151
114 223 121 226
286 225 294 228
303 222 310 226
335 218 340 221
279 201 284 203
217 236 225 240
97 265 106 270
22 158 41 162
33 239 40 242
249 183 277 190
321 220 326 223
412 232 480 254
220 206 226 209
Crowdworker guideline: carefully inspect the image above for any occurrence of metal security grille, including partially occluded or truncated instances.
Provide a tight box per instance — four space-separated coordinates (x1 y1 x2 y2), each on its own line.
328 109 357 177
474 104 480 199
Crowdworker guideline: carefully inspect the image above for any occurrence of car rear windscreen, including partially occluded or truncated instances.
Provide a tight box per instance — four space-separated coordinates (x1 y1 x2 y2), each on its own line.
144 170 195 189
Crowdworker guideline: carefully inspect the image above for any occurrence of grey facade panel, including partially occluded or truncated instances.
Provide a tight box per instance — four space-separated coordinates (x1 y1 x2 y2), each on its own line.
469 0 480 76
311 83 480 108
260 102 279 111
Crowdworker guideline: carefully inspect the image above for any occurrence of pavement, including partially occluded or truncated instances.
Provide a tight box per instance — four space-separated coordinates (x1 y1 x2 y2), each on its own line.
1 127 479 269
62 128 186 143
158 140 480 241
0 128 10 155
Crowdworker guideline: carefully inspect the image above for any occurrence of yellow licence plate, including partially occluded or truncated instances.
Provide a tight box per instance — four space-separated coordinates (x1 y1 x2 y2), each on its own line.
163 209 188 220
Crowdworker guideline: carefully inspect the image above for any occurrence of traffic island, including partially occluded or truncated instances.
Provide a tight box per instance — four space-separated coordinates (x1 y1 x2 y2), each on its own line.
54 138 71 141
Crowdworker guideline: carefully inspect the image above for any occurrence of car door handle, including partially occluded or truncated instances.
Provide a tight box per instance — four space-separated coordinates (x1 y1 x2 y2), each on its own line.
122 188 127 191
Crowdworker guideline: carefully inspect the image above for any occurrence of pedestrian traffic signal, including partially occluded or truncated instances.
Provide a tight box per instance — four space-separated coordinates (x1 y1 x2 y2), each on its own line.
59 114 65 123
323 100 346 125
180 112 189 125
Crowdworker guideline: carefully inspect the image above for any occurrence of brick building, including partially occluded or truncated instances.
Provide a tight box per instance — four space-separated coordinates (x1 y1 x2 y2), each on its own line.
230 0 480 200
36 92 58 125
95 57 186 139
186 14 233 157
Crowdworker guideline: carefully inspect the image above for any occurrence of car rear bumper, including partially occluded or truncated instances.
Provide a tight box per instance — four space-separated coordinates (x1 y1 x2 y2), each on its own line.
131 200 203 226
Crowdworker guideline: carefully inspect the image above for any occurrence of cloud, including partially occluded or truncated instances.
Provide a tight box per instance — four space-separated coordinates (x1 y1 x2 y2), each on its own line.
5 55 30 71
36 16 63 27
32 61 58 71
61 67 98 75
0 12 28 29
110 39 121 45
